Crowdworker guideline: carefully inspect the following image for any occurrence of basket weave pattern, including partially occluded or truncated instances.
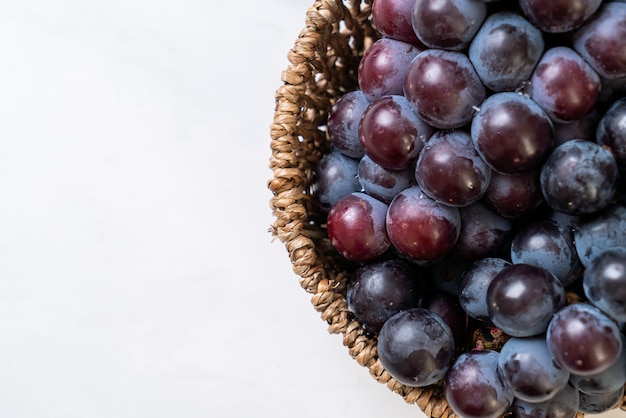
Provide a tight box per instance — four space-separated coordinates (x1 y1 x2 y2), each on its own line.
268 1 623 417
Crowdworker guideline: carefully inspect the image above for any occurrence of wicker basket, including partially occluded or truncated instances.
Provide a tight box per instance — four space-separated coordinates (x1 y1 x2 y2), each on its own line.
268 1 625 417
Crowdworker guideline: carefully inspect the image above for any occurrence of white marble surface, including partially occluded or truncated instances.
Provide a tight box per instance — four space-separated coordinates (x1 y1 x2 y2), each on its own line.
0 1 622 417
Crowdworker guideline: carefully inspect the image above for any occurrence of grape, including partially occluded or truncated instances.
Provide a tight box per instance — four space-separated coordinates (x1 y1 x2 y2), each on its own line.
573 2 626 80
530 46 601 123
498 336 570 403
326 90 369 158
386 186 461 261
547 303 623 376
429 254 472 295
553 110 599 147
358 155 414 203
411 0 486 51
570 337 626 395
372 0 422 44
377 308 455 387
404 49 486 129
459 257 511 322
510 218 582 287
540 139 618 216
347 259 423 333
311 150 361 211
519 0 602 33
359 95 432 170
487 263 565 337
511 383 580 418
327 192 390 263
424 291 468 346
444 350 514 418
471 92 553 174
583 247 626 322
596 97 626 172
575 204 626 268
482 169 545 219
578 385 625 414
469 12 544 92
415 130 492 207
452 202 512 261
358 38 422 102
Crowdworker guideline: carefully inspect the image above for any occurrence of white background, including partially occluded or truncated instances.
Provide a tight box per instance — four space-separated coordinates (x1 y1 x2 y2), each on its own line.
0 1 622 417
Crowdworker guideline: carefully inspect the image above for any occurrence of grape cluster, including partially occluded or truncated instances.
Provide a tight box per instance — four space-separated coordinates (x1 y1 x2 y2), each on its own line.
311 0 626 416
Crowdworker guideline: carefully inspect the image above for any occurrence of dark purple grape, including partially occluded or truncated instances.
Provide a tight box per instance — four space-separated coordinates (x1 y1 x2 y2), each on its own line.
469 12 544 92
372 0 422 44
570 337 626 395
452 202 512 261
578 385 625 414
311 150 361 211
575 204 626 268
386 186 461 262
326 90 369 158
584 247 626 322
358 38 421 102
573 2 626 80
511 383 580 418
511 218 582 287
444 350 514 418
471 92 553 174
347 259 423 333
483 170 545 219
498 336 570 403
553 110 599 147
597 97 626 172
358 155 414 203
411 0 486 51
377 308 455 387
540 139 618 216
359 95 432 170
327 192 390 263
519 0 602 33
459 257 511 321
429 254 473 295
424 291 468 346
404 49 486 129
547 303 623 376
530 47 601 123
487 263 565 337
415 130 492 207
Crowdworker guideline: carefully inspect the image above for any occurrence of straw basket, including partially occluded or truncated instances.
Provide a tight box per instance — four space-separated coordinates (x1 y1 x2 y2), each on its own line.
268 1 625 417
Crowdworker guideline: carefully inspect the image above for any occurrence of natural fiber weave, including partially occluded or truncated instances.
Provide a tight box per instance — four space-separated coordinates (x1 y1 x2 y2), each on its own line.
268 1 624 416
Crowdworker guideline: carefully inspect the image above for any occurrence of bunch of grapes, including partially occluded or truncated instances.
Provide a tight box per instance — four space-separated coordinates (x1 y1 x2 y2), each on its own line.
311 0 626 416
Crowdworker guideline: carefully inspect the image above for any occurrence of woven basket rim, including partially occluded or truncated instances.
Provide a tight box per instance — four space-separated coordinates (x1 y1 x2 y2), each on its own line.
268 1 625 417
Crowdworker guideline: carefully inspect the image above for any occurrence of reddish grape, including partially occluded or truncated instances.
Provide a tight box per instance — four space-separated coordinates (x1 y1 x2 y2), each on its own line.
372 0 422 44
404 49 486 129
482 170 546 219
327 192 390 263
358 155 414 203
386 186 461 262
471 92 554 174
358 38 421 102
359 95 433 170
530 46 601 123
519 0 602 33
411 0 486 51
547 303 623 376
415 130 492 207
596 97 626 172
573 2 626 80
445 350 514 418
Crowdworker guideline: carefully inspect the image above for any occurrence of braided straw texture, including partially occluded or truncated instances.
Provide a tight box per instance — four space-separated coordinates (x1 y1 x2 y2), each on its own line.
268 1 623 417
